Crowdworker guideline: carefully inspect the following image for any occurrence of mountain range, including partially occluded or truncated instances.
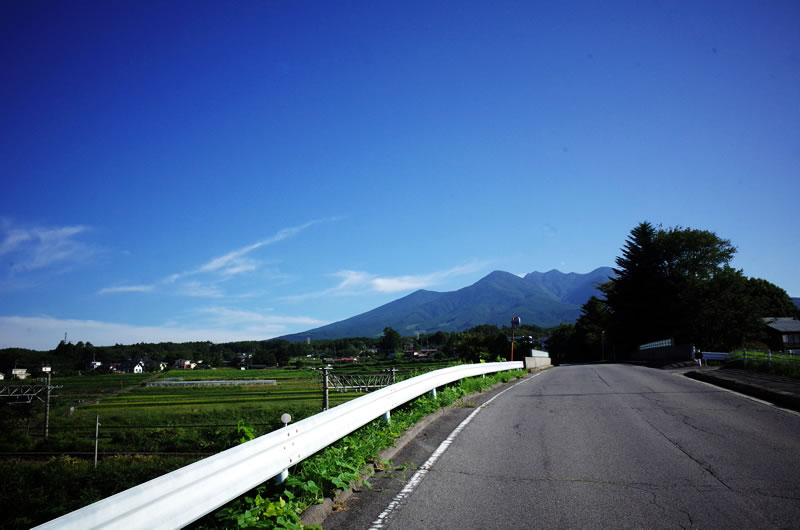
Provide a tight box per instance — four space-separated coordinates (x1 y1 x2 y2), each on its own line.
280 267 614 341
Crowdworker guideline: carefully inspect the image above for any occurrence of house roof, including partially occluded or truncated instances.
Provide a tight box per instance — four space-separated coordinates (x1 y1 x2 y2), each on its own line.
763 317 800 333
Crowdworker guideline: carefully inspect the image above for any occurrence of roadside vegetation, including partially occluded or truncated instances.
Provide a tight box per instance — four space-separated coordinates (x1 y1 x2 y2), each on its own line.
726 350 800 379
547 222 800 363
0 365 524 529
202 368 526 529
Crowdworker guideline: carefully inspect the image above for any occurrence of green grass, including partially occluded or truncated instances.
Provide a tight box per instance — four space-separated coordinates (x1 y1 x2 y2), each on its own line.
0 455 200 530
154 368 317 381
2 361 490 529
727 351 800 378
13 362 455 453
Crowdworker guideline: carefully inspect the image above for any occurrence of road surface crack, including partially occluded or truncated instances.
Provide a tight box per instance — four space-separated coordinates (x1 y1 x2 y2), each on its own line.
432 468 664 489
634 410 734 492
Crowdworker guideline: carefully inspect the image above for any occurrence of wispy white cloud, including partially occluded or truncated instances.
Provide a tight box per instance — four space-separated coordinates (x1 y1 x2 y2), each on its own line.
0 312 327 350
99 285 154 295
100 218 339 297
177 281 225 298
189 219 333 278
285 261 489 301
195 306 326 328
0 221 93 273
372 262 489 292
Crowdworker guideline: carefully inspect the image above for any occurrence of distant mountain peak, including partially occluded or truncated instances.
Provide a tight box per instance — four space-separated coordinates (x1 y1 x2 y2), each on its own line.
277 266 613 341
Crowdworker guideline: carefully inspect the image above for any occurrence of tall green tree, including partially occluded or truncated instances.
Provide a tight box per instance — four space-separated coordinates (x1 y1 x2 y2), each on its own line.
601 221 665 348
378 327 402 354
545 323 578 364
574 296 611 361
603 221 796 354
602 222 737 350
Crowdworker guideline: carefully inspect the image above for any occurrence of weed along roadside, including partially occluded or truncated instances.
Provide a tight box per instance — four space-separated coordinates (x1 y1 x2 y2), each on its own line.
198 367 531 529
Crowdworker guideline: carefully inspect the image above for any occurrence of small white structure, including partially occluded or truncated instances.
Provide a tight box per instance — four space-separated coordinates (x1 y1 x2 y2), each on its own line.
524 349 551 370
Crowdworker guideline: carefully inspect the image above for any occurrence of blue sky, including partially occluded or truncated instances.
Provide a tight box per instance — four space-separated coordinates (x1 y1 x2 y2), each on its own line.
2 0 798 350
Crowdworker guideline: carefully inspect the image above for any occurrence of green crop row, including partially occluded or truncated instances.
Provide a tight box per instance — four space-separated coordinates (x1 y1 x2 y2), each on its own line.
0 455 200 530
1 367 523 529
93 392 330 407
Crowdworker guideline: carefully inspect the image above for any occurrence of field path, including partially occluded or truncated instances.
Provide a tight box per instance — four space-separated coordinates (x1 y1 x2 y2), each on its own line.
82 372 161 408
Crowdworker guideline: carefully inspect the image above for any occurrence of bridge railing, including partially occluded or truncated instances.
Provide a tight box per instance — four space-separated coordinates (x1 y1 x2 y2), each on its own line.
35 361 523 530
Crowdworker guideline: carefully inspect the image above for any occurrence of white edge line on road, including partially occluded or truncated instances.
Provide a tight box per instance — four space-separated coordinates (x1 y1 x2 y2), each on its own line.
368 371 544 529
683 373 800 417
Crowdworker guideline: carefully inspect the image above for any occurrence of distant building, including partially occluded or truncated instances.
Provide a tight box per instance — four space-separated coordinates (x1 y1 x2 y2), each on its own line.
11 368 30 380
120 360 145 374
173 359 194 370
146 360 168 372
763 317 800 353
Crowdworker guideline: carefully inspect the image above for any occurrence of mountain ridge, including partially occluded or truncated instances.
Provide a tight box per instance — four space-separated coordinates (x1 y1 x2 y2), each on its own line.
278 267 614 341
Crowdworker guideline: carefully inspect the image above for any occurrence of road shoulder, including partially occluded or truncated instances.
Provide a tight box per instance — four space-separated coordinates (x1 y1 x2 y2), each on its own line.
302 373 537 528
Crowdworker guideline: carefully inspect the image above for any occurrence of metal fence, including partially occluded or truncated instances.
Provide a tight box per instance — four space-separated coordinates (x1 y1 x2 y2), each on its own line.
727 350 800 369
34 361 523 530
699 350 800 369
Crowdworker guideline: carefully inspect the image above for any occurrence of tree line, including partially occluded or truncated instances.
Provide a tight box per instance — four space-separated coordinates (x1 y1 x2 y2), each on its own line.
548 222 799 363
0 322 549 375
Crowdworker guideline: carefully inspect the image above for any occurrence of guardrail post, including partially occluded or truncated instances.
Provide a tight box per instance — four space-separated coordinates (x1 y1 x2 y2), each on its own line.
768 351 772 368
94 415 101 469
430 387 437 399
391 368 397 384
322 366 330 411
382 410 391 423
275 468 289 485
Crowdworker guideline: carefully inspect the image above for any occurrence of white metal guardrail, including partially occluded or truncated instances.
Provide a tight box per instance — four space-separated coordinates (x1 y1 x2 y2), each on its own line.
35 361 523 529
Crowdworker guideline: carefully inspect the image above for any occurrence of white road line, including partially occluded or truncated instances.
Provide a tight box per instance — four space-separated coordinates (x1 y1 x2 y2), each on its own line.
684 374 800 417
369 372 543 529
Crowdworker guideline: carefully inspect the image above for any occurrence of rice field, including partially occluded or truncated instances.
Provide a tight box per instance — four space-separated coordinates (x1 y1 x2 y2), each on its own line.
22 362 454 453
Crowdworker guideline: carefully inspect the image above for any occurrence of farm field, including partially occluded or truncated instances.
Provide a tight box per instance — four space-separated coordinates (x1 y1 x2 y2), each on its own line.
1 360 509 529
5 361 457 455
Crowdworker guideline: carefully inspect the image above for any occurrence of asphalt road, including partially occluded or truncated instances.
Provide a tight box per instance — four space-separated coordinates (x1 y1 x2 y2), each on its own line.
323 364 800 529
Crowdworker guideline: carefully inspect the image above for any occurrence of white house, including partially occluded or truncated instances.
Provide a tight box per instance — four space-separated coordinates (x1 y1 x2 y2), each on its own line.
120 360 145 374
11 368 30 380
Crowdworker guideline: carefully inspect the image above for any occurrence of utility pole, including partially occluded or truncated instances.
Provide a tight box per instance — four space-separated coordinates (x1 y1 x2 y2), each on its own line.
601 330 606 361
42 366 52 439
322 366 330 410
511 316 521 361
